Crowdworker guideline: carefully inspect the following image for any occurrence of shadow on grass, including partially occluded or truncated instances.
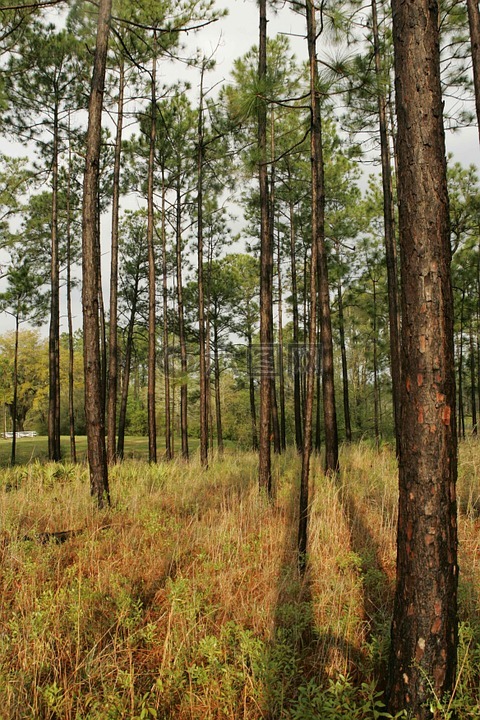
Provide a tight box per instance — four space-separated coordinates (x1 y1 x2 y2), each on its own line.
263 469 366 719
337 484 395 691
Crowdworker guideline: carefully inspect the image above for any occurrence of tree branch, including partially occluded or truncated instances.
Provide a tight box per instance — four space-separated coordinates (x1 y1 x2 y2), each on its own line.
0 0 65 12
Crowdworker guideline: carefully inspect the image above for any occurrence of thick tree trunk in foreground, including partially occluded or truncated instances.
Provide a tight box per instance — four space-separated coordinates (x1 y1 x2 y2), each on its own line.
387 1 458 715
258 0 272 494
82 0 112 508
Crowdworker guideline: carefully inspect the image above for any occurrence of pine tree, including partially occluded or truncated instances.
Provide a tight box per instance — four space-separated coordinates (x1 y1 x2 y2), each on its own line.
387 0 458 714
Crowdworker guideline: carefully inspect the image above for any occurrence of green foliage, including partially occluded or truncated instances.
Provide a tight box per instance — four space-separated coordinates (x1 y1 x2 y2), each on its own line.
288 675 405 720
0 330 49 432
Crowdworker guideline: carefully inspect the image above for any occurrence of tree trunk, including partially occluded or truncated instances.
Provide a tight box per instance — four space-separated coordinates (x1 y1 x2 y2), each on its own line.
147 51 157 464
206 312 214 453
97 225 107 419
161 167 172 460
306 0 339 476
82 0 112 508
10 311 19 466
270 353 281 453
107 58 125 464
458 290 465 440
117 276 139 460
66 131 77 464
338 290 352 443
269 109 281 456
315 343 322 452
298 0 323 571
197 65 208 468
258 0 272 494
470 324 478 434
372 0 401 453
372 276 380 445
277 230 286 451
48 102 61 462
387 1 458 715
176 179 189 459
247 330 258 450
213 322 224 456
302 249 308 422
289 195 303 452
336 243 352 442
171 363 176 453
388 87 399 183
467 0 480 144
477 239 480 422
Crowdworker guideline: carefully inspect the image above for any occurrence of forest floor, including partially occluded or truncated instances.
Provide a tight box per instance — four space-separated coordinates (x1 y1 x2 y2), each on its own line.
0 436 240 466
0 441 479 719
0 436 208 467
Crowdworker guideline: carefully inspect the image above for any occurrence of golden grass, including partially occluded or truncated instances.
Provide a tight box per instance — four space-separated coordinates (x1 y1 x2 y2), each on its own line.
0 441 478 719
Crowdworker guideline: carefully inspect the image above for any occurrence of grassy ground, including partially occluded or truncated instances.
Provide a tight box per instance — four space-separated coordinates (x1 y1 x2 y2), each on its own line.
0 436 207 467
0 441 479 719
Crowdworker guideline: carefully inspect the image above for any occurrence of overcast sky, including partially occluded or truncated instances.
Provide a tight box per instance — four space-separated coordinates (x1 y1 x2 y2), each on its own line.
194 0 479 162
197 0 306 78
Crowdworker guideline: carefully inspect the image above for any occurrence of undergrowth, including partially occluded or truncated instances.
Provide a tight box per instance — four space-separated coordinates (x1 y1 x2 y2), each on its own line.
0 441 478 719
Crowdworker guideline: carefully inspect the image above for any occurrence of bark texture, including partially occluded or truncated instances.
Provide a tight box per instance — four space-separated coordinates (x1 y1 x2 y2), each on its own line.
82 0 112 507
387 1 458 715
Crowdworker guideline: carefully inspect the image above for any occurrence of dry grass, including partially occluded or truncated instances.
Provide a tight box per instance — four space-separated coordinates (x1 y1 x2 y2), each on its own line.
0 442 479 719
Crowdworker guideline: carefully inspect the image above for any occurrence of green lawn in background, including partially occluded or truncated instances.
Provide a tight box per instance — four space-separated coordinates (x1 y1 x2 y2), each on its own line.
0 435 206 467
